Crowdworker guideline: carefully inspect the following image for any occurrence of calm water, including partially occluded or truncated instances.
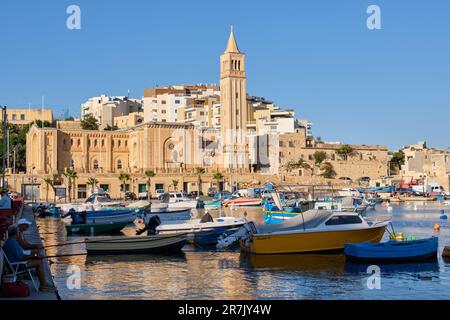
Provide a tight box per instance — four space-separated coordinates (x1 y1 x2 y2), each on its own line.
36 202 450 300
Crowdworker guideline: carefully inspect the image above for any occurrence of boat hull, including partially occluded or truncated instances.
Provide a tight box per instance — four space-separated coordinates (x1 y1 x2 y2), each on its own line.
344 237 438 263
242 226 387 255
85 234 187 255
142 208 191 224
65 221 128 235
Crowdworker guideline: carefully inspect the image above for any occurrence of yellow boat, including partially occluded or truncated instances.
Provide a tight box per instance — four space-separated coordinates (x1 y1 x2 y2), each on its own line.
238 210 389 255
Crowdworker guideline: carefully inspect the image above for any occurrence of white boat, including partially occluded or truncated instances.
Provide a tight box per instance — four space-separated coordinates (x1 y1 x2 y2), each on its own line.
141 205 192 224
157 216 247 234
159 192 198 209
156 215 247 246
59 191 123 213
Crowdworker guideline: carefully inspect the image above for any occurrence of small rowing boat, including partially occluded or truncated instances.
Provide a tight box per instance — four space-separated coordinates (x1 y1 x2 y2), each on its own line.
344 237 439 263
85 234 187 255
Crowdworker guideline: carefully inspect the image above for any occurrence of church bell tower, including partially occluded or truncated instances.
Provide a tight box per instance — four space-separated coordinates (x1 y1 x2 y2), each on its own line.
220 27 249 170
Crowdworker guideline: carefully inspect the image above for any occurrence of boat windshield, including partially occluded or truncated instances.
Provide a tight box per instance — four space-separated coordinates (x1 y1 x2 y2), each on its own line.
96 196 111 203
257 210 334 234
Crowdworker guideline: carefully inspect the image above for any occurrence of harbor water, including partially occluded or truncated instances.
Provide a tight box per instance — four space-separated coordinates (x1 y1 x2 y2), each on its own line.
37 203 450 300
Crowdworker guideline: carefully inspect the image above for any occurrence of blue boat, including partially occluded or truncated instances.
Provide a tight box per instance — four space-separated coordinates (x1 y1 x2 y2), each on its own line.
344 237 438 263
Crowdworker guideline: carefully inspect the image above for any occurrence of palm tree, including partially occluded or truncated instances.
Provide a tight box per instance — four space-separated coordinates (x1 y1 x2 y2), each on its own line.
320 162 337 179
43 178 54 203
213 172 224 192
118 173 131 200
144 169 156 201
171 179 179 191
63 168 77 203
195 167 206 195
87 177 99 194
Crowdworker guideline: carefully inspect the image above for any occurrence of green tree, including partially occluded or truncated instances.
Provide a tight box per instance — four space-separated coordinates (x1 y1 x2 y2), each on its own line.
320 162 337 179
313 151 327 166
335 144 354 160
64 117 75 121
63 169 78 203
389 151 405 174
144 169 156 200
118 173 131 199
195 167 206 195
171 179 179 191
213 173 224 192
87 177 99 193
81 114 99 130
284 159 312 175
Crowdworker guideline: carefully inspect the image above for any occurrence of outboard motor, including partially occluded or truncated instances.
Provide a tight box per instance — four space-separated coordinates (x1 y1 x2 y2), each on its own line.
136 215 162 236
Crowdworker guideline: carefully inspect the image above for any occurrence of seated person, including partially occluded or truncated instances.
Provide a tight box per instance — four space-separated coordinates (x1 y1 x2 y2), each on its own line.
0 189 12 209
3 226 54 292
17 218 44 255
136 216 161 236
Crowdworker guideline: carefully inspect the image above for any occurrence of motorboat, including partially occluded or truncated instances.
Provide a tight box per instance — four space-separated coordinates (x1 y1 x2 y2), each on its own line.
140 205 192 224
217 210 390 254
58 191 123 213
158 192 198 209
156 214 247 247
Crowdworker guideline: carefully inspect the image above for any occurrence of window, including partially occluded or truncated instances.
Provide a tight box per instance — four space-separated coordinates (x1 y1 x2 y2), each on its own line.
325 215 363 226
117 160 123 170
200 112 204 116
94 140 98 147
161 100 166 105
289 141 294 148
71 139 74 146
138 184 148 193
77 139 81 147
70 160 75 168
93 160 99 170
118 140 121 147
12 114 16 120
161 110 167 114
20 114 25 120
100 184 110 192
175 100 181 104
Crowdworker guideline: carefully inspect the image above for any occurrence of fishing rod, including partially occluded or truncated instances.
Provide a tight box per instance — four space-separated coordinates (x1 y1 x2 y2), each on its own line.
44 253 87 259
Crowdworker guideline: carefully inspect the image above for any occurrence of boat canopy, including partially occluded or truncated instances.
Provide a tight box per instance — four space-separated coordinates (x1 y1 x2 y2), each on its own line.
256 210 334 234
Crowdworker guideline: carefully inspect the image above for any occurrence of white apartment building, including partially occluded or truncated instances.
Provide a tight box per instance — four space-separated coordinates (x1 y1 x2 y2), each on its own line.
81 95 142 129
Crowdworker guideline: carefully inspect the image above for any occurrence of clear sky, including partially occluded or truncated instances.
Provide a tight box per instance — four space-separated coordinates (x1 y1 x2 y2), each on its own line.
1 0 449 151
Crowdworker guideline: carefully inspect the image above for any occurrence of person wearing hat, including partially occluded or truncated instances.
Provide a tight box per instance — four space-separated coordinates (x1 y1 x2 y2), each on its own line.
17 218 44 255
3 226 54 292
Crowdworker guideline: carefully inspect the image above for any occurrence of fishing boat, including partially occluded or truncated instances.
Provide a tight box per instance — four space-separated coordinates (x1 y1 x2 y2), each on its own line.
63 208 139 225
344 237 438 263
218 210 390 254
85 234 187 255
222 197 262 207
156 215 247 247
66 221 128 236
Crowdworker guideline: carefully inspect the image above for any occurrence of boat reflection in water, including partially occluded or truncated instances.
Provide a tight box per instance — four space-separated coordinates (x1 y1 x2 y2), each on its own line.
240 252 347 274
344 260 440 275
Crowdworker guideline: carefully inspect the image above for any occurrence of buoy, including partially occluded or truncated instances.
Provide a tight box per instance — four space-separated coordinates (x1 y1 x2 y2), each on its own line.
434 224 440 231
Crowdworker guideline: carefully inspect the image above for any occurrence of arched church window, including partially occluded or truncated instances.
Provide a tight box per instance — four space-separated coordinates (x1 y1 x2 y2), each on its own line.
118 140 122 147
77 139 81 147
94 139 98 147
117 160 123 170
238 60 241 70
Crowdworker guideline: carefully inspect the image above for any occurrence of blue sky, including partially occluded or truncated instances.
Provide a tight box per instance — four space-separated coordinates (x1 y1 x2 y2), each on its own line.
1 0 449 151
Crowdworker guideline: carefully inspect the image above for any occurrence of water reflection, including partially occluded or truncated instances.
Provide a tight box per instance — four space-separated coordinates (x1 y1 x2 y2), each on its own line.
34 202 450 299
